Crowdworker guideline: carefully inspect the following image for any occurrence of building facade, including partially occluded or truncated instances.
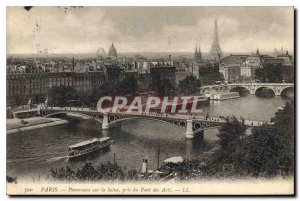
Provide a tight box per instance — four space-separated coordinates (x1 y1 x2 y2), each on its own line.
240 50 263 81
219 55 247 82
277 51 294 82
150 61 176 89
7 71 106 106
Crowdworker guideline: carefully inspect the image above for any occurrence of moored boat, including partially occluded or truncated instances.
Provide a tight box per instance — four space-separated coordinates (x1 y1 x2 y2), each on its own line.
205 92 240 100
67 137 113 159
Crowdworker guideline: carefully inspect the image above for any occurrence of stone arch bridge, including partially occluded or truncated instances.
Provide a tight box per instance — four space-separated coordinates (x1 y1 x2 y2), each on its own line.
201 83 294 96
40 107 266 139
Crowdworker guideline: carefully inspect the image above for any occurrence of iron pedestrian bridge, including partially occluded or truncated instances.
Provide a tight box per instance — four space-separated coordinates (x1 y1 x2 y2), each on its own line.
201 83 294 96
40 107 269 138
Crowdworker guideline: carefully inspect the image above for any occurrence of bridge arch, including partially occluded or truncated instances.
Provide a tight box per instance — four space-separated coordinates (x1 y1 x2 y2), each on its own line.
229 86 250 95
108 116 187 131
255 87 275 96
280 86 294 97
42 111 103 123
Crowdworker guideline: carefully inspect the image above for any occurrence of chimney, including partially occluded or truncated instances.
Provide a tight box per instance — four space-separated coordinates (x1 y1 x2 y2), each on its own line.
169 55 172 65
142 159 148 173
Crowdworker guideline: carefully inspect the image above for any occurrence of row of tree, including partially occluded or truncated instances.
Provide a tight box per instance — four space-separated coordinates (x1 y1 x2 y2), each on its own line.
50 162 139 181
202 100 294 177
48 74 138 107
254 63 283 83
47 74 204 107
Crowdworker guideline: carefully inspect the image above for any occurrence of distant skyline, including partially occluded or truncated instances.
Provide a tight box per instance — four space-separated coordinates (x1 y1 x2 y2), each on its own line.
7 7 294 54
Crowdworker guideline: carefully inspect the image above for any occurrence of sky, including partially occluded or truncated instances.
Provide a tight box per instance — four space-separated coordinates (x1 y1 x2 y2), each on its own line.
7 6 294 54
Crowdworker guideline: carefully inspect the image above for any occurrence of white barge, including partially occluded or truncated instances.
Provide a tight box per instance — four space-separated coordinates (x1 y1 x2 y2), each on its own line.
67 137 113 159
205 92 240 100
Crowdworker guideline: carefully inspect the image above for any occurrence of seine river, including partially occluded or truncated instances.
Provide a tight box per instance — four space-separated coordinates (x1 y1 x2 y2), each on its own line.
7 95 293 180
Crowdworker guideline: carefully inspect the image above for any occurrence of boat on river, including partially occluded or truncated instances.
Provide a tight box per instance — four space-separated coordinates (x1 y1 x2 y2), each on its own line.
205 92 240 100
67 137 113 159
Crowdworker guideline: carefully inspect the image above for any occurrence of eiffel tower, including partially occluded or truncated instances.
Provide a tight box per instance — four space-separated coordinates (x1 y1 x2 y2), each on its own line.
210 20 223 61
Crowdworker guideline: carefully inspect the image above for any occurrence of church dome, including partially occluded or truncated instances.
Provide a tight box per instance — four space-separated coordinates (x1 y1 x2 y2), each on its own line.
108 43 117 58
96 47 106 58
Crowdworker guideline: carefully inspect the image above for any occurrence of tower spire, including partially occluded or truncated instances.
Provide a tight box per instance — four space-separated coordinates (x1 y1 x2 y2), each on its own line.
214 20 219 44
198 45 202 60
210 19 223 60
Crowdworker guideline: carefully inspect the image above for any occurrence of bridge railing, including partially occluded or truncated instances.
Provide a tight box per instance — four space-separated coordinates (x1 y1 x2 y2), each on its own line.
42 106 269 127
201 83 294 88
228 83 294 86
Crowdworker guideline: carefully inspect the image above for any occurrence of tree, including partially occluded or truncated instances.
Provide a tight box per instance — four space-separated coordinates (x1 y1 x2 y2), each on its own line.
151 76 174 95
94 82 114 96
214 101 294 177
217 116 247 154
254 63 283 83
9 96 22 107
236 100 294 177
48 86 77 107
272 101 294 175
264 63 283 82
178 75 201 95
204 116 247 173
254 68 266 82
238 125 282 176
117 74 138 96
75 90 95 107
198 72 223 85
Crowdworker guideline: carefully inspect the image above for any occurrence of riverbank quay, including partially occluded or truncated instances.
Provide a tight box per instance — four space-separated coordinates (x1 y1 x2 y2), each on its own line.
6 117 68 134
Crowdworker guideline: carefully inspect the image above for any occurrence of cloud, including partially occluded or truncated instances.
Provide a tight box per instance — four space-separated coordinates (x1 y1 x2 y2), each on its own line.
7 6 294 54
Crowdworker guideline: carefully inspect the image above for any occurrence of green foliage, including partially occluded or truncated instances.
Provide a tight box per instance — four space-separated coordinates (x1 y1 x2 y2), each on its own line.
254 68 265 82
116 74 138 96
238 126 281 176
9 96 22 107
50 162 139 181
178 75 201 95
198 72 223 85
273 101 294 174
217 116 247 153
48 86 77 107
94 82 114 96
151 76 174 95
206 101 294 177
238 101 294 177
254 63 283 83
74 91 94 107
47 75 138 107
203 116 247 174
94 74 138 97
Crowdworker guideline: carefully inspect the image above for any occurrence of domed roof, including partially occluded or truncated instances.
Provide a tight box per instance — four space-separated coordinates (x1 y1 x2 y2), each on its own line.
96 47 106 57
108 43 117 58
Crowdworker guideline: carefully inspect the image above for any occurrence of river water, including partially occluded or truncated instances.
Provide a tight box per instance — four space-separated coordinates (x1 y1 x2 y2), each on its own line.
7 95 292 180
